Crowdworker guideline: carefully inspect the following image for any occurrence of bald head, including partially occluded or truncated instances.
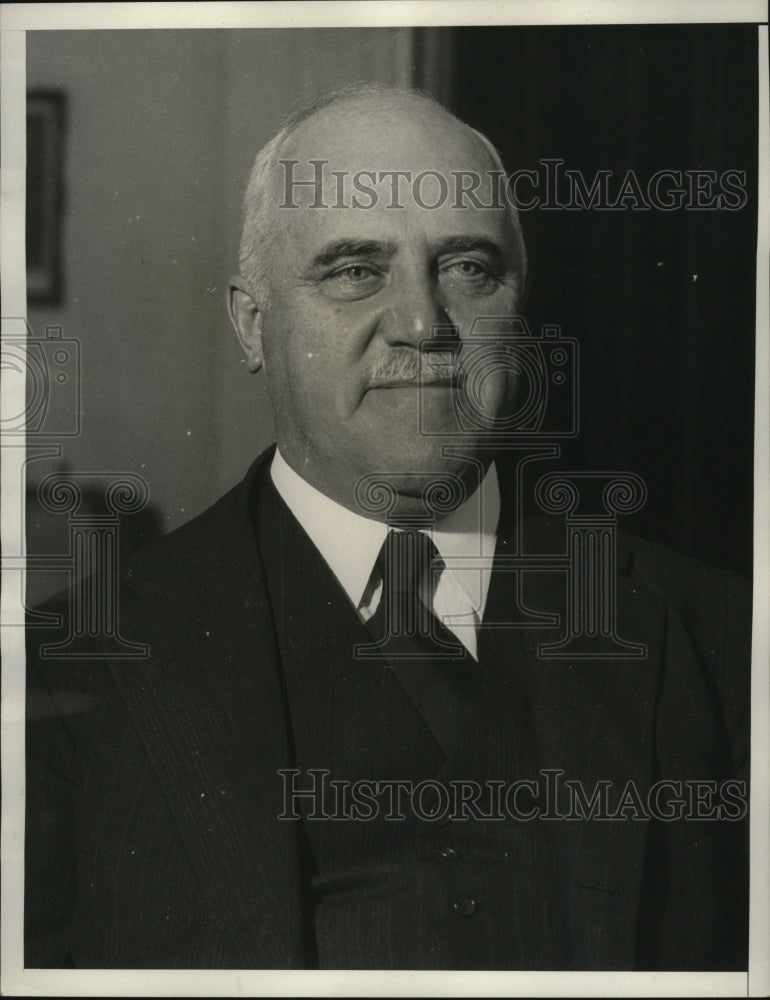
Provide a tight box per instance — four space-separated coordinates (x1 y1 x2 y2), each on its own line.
238 83 526 306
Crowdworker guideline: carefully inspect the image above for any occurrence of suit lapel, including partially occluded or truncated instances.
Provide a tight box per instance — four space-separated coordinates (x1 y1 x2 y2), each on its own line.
256 476 447 781
481 524 666 967
108 449 308 967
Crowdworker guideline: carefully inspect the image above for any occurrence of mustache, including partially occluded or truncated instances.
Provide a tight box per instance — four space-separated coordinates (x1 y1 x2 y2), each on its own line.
367 349 461 388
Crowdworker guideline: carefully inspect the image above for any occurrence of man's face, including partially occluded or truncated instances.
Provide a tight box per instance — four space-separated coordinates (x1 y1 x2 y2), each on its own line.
247 98 524 514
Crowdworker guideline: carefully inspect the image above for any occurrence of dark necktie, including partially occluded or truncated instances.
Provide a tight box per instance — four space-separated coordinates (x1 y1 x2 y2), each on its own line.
361 529 482 756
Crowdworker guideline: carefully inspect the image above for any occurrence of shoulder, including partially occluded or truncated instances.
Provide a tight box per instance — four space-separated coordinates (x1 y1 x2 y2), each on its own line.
619 528 750 591
123 448 273 598
618 529 751 629
618 531 751 710
27 448 275 679
513 509 751 680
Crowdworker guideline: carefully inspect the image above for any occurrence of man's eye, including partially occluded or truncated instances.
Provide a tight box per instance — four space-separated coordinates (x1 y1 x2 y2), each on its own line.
331 264 379 282
449 260 486 276
323 263 384 300
440 258 498 292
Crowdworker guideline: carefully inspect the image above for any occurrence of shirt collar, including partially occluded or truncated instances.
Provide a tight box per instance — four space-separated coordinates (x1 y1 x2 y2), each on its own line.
270 448 500 613
430 466 500 616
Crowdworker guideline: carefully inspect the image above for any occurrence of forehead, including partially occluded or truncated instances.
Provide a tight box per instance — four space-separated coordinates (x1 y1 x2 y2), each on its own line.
271 98 515 256
286 95 496 174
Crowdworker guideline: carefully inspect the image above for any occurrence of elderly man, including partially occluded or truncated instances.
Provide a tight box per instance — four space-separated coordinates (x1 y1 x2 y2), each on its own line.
25 84 749 971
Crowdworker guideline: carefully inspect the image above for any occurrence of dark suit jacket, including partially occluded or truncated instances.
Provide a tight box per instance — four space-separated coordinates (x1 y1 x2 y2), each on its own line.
25 447 750 969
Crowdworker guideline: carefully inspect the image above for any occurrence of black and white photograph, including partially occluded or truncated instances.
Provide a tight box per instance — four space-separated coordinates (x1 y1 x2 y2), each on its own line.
1 1 768 995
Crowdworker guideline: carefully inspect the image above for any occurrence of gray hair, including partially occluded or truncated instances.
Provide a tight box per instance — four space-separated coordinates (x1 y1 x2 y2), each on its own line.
238 82 527 305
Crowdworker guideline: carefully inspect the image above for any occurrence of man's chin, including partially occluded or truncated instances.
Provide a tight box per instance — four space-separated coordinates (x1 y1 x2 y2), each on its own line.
349 438 487 520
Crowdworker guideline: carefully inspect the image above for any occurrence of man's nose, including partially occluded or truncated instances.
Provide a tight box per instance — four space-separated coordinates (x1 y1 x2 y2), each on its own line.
378 273 456 347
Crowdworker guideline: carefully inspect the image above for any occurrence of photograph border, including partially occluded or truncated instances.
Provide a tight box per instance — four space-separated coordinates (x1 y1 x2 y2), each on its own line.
1 2 768 997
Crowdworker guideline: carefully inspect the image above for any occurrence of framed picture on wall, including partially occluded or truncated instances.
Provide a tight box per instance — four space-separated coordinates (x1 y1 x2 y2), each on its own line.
26 89 65 304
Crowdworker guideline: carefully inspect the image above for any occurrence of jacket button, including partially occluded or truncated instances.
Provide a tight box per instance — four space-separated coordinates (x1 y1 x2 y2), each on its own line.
453 895 477 917
438 845 460 859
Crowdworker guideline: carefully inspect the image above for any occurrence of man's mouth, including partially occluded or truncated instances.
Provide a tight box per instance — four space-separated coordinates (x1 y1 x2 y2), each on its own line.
369 373 456 389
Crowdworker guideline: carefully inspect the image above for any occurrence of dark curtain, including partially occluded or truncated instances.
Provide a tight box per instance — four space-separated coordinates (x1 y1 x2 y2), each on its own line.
451 24 757 577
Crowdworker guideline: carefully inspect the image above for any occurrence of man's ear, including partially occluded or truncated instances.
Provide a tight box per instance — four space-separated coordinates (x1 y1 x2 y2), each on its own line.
227 276 264 373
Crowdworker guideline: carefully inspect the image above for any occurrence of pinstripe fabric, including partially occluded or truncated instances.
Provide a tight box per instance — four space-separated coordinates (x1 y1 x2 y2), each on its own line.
25 446 749 969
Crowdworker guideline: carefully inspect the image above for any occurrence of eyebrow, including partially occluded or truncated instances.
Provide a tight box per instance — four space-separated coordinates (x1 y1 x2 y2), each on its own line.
433 235 507 261
310 239 398 268
307 235 509 272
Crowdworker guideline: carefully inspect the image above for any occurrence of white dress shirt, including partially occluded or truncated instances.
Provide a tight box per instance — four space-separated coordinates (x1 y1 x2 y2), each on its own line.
270 449 500 660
